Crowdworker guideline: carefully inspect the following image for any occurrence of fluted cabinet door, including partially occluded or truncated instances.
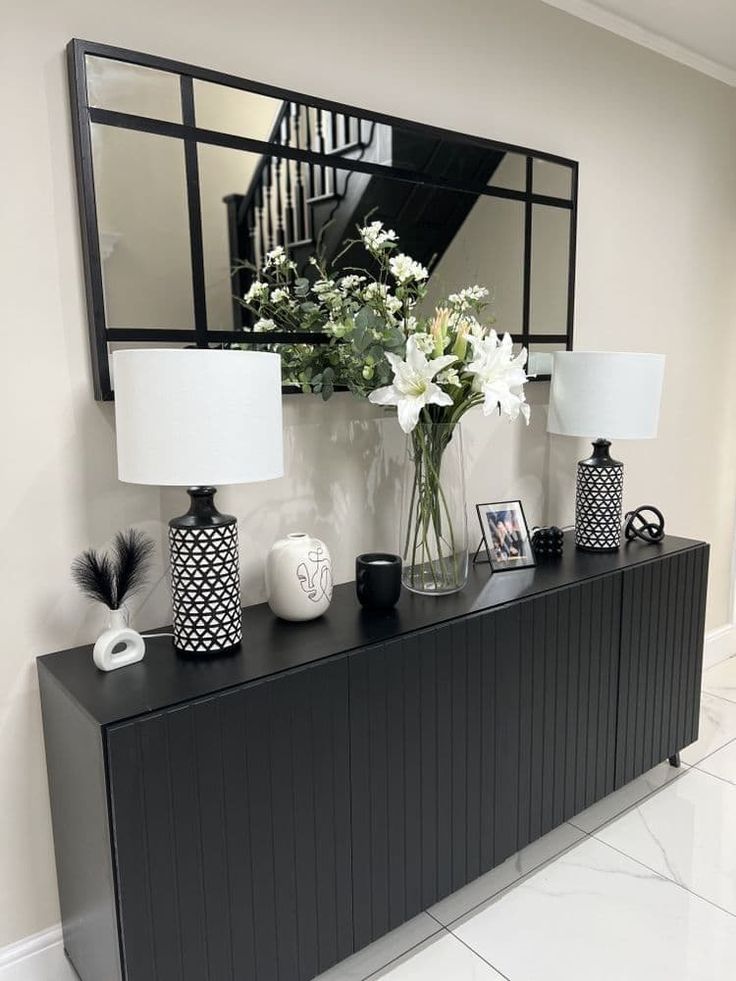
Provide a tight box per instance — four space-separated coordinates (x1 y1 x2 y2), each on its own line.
348 575 621 948
616 546 709 787
106 656 352 981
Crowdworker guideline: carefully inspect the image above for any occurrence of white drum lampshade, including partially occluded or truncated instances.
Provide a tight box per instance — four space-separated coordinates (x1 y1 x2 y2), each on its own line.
112 349 284 656
547 352 665 552
114 349 283 486
548 352 665 441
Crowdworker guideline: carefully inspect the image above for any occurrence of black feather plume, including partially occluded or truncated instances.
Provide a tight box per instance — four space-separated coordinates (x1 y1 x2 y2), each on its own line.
71 528 155 609
71 548 117 608
112 529 155 606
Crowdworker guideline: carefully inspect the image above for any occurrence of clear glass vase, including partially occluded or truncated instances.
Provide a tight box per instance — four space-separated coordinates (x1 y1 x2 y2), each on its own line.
399 422 469 595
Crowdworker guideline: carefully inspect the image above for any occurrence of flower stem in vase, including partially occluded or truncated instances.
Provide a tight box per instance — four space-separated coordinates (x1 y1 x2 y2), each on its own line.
400 422 468 595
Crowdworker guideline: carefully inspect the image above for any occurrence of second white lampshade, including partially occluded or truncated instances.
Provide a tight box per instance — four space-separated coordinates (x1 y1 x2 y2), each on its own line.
547 351 665 440
113 349 284 486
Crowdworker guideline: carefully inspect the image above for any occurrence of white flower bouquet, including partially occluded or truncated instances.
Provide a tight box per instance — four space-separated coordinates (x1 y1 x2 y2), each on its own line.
240 222 531 592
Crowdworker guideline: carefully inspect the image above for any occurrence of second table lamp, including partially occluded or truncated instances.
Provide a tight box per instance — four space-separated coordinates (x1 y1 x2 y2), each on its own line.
547 351 665 552
113 348 284 655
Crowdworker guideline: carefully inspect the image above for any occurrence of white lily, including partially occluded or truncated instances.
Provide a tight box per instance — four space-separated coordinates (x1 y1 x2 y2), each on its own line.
368 334 457 433
467 330 531 423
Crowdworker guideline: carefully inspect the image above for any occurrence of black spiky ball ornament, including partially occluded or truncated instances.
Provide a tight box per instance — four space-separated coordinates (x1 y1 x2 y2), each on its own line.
531 526 564 560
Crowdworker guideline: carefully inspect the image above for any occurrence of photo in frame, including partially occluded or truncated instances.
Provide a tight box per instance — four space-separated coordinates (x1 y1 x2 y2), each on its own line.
474 500 536 572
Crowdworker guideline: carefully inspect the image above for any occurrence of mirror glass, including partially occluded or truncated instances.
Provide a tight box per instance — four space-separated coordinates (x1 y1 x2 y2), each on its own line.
529 204 570 335
533 159 572 199
193 80 283 141
488 151 526 192
72 42 576 397
384 127 521 189
197 143 264 330
190 79 534 191
86 56 182 123
196 148 528 335
91 123 195 329
527 342 567 377
423 194 525 335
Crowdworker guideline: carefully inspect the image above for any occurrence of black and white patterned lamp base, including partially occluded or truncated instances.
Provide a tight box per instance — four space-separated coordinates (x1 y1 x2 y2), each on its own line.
574 440 624 552
169 488 242 655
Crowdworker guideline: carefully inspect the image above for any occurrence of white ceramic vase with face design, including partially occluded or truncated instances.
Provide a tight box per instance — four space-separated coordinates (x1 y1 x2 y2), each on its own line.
266 533 333 622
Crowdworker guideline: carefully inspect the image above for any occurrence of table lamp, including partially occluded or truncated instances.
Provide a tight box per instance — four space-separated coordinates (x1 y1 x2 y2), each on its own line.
547 351 665 552
112 349 284 655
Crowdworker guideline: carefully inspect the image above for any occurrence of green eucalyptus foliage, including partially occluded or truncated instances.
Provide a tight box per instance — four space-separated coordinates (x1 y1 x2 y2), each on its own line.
234 228 491 402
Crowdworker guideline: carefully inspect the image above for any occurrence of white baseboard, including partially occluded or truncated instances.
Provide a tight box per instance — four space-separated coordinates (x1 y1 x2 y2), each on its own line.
0 926 65 979
704 623 736 670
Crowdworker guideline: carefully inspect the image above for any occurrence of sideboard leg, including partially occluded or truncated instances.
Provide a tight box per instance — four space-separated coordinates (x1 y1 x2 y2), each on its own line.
668 752 681 768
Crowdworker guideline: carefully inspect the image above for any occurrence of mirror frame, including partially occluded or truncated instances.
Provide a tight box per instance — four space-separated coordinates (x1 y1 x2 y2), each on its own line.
68 38 578 400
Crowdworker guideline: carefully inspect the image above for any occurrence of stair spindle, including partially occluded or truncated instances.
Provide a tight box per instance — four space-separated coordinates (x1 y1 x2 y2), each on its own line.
291 104 304 242
246 201 257 272
316 109 327 196
264 162 274 253
283 163 295 248
279 111 294 246
274 157 285 246
255 186 265 270
304 107 315 228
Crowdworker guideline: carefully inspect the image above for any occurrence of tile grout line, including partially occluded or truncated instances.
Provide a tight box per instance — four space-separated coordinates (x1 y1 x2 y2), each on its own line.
685 731 736 769
360 921 446 981
425 910 515 981
568 764 690 837
440 830 587 931
691 762 736 790
592 832 736 922
700 688 736 708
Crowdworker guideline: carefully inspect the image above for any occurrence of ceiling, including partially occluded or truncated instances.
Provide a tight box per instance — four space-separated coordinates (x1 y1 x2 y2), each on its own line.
540 0 736 85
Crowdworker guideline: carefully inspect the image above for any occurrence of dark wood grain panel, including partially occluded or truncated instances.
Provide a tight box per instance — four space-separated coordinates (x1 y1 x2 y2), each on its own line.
43 537 709 981
166 706 208 980
107 722 156 981
348 577 622 936
465 616 483 878
615 545 709 787
37 673 123 981
218 694 257 980
138 716 184 980
493 604 522 865
107 658 352 981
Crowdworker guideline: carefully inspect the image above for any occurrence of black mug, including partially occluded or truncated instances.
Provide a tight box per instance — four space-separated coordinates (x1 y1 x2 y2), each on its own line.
356 553 402 610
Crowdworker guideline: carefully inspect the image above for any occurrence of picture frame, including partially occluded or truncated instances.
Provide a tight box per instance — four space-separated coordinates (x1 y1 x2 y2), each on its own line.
474 500 536 573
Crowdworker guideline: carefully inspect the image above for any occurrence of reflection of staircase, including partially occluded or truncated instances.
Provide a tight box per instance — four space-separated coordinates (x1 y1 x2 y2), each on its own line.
225 103 506 328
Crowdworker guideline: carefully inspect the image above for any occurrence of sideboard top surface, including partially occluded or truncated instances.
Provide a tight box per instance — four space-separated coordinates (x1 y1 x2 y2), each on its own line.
38 532 706 727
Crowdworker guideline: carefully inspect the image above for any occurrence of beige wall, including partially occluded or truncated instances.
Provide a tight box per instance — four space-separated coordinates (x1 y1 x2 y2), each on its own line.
2 0 735 948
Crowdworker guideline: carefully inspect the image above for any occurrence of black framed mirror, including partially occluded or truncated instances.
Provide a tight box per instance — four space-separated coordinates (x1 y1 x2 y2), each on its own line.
68 38 578 399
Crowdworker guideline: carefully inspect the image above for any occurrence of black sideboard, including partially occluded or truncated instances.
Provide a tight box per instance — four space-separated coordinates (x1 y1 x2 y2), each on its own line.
38 533 708 981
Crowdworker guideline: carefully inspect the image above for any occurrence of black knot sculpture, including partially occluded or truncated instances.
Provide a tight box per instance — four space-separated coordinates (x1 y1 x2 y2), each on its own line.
531 526 564 560
624 506 665 544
